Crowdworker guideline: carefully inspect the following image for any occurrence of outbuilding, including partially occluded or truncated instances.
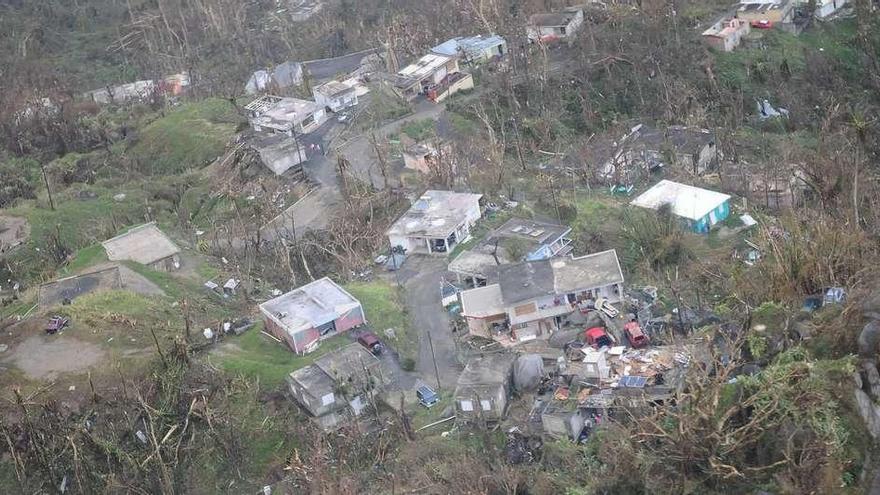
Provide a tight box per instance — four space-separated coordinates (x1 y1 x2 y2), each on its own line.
631 180 732 233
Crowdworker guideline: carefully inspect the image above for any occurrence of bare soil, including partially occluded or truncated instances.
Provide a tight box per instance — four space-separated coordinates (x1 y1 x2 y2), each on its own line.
0 214 29 255
1 333 105 381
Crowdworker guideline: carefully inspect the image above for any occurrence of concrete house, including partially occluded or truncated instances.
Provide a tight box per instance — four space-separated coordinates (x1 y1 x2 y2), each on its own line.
702 17 751 52
248 133 309 179
259 277 365 354
737 0 794 26
245 95 327 136
313 80 358 113
286 343 388 430
101 222 181 271
454 353 517 424
390 53 474 103
459 250 625 345
431 35 507 65
387 190 483 255
631 180 732 233
449 217 573 288
810 0 848 18
527 8 584 43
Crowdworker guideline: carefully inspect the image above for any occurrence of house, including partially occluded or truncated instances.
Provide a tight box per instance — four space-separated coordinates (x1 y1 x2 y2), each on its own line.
245 61 304 95
449 217 572 288
286 343 388 430
809 0 848 18
431 35 507 65
459 250 625 345
84 80 156 104
389 53 474 102
702 17 751 52
387 190 483 255
248 133 309 179
313 80 358 112
101 222 181 271
736 0 794 26
454 353 517 424
259 277 365 354
596 124 721 185
402 141 454 174
527 8 584 43
631 180 732 233
244 95 327 136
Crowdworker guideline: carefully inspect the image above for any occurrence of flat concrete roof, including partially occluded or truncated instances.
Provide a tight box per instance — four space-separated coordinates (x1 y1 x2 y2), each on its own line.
259 277 361 333
101 222 180 265
489 217 570 246
315 80 356 99
631 180 731 221
314 343 382 383
457 353 515 387
248 95 323 131
387 190 483 239
460 284 505 318
498 250 624 305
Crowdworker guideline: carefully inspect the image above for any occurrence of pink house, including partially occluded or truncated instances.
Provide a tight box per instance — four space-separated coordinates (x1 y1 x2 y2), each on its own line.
259 277 365 354
702 17 751 52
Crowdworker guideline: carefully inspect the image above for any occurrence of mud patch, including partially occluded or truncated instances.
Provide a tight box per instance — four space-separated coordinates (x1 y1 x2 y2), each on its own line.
0 215 29 256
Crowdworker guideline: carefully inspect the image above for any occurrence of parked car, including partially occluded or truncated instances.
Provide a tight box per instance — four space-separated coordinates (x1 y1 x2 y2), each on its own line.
357 331 383 355
46 316 70 335
417 385 440 408
585 327 613 348
623 321 649 348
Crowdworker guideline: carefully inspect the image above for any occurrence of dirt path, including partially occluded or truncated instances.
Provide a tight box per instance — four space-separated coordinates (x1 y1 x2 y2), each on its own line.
2 334 105 381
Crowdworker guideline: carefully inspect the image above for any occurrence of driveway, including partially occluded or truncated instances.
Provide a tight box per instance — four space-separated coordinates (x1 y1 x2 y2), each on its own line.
395 256 463 390
303 48 381 82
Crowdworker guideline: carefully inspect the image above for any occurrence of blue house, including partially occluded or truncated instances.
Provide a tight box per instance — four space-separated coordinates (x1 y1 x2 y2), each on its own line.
631 180 731 234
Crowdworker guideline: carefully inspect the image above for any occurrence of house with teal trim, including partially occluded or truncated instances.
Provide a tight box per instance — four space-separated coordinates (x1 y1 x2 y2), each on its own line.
631 180 731 233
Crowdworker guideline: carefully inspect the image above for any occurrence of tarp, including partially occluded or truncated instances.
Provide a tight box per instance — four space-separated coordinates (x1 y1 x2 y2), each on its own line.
513 354 545 392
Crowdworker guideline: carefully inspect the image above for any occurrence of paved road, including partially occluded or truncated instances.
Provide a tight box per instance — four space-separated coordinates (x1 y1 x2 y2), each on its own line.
395 256 463 389
337 99 448 188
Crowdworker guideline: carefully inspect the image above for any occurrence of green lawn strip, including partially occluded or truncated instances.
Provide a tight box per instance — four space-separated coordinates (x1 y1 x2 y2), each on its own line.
62 244 108 275
344 281 417 362
217 324 351 388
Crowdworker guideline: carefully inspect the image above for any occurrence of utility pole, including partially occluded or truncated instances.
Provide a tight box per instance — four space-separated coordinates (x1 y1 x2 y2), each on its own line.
427 330 442 390
39 162 54 211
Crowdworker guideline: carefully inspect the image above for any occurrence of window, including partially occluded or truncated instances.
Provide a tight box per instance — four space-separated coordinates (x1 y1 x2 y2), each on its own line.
460 400 474 412
480 400 492 411
321 393 335 406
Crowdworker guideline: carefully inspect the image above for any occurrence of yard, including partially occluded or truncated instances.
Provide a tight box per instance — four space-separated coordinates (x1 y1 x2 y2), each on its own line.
345 280 418 364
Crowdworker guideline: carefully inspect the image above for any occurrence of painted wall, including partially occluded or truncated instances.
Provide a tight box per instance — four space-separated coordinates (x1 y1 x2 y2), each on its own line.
689 199 730 233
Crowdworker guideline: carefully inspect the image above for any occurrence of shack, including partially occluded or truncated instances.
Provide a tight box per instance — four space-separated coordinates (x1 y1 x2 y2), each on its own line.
454 353 517 424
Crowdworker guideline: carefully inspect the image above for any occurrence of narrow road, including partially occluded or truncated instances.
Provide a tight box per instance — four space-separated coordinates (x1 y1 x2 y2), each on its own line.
396 256 462 389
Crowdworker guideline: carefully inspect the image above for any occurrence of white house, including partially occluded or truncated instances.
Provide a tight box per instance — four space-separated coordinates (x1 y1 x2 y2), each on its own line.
244 95 327 136
527 8 584 43
313 81 358 112
631 180 732 233
387 190 483 255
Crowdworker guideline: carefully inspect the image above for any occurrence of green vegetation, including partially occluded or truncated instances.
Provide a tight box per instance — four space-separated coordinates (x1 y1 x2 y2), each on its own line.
62 244 107 274
216 324 350 388
401 118 436 141
345 281 417 361
410 395 454 430
64 290 180 350
129 99 241 174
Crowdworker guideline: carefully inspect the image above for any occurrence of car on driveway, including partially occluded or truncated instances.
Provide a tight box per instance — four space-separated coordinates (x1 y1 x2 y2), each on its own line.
417 385 440 408
357 331 383 355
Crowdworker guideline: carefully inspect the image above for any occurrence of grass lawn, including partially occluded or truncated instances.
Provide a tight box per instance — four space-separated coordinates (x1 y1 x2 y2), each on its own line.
129 98 241 175
345 281 417 362
410 395 454 430
216 324 351 388
62 244 108 275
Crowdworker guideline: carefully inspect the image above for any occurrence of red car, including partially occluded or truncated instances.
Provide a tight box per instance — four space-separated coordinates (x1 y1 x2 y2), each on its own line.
357 332 383 355
624 321 649 348
585 327 613 348
751 19 773 29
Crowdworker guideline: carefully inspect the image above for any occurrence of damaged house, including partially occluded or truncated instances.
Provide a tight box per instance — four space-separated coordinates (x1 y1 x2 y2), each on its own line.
286 343 389 430
259 277 365 354
459 250 624 345
245 61 304 95
101 222 181 271
245 95 327 136
387 190 483 255
595 123 721 186
631 180 731 234
388 53 474 103
431 35 507 65
527 8 584 43
702 17 751 52
402 140 454 175
449 217 572 288
454 353 517 424
313 80 359 113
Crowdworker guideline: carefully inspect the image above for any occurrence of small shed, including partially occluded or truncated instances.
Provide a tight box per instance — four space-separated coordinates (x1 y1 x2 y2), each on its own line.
454 353 516 423
101 222 181 271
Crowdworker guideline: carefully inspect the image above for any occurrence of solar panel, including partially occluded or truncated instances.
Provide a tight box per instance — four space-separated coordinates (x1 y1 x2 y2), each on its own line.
620 376 648 388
